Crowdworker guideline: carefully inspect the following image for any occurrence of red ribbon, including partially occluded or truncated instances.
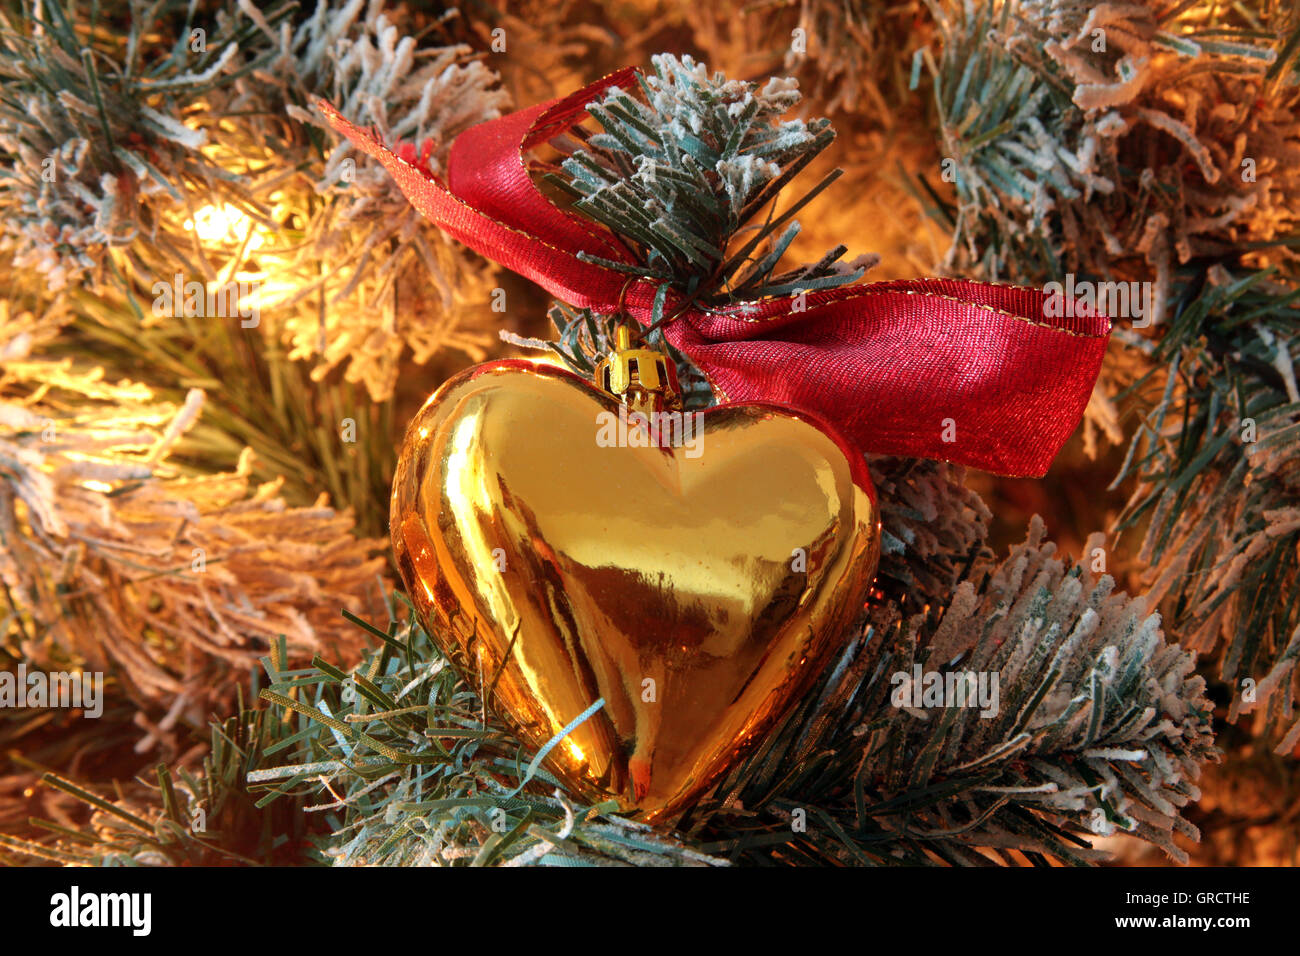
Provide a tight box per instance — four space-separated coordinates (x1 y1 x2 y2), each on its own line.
321 67 1110 477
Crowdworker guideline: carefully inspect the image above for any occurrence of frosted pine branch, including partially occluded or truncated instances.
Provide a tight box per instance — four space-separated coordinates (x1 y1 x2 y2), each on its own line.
1117 275 1300 751
553 53 869 303
0 304 386 734
692 516 1216 865
867 456 992 618
850 517 1217 863
214 0 513 401
927 0 1300 286
0 0 272 291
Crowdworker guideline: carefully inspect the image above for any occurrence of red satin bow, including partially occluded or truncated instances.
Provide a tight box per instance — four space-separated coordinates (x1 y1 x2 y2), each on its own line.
320 67 1110 477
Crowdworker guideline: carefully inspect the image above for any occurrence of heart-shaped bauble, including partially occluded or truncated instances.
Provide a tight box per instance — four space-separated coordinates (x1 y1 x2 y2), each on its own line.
391 360 880 821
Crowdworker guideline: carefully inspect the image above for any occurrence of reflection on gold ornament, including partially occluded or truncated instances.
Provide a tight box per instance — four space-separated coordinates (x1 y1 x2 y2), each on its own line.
391 348 880 822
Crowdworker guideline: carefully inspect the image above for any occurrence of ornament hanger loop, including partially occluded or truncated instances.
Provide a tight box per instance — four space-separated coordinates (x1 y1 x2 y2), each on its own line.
615 274 640 341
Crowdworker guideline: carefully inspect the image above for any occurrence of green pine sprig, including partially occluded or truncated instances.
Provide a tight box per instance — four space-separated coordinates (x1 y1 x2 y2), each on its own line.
546 53 868 307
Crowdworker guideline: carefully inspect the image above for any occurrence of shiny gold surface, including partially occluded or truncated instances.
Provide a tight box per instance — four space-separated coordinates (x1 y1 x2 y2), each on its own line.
391 360 880 822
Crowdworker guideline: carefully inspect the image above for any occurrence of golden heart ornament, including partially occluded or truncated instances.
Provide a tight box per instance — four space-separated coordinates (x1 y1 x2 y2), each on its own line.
391 357 880 822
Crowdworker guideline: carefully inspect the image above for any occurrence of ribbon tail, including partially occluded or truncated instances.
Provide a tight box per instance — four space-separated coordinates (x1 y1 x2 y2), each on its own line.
318 69 643 310
668 280 1110 477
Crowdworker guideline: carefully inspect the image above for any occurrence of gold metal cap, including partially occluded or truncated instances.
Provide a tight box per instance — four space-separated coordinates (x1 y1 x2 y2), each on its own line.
594 325 681 412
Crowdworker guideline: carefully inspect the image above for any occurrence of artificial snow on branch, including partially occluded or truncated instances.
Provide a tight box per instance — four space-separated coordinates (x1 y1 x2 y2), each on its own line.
924 0 1299 298
0 303 386 734
232 0 513 399
1114 266 1300 752
0 0 273 291
850 517 1218 864
550 53 872 304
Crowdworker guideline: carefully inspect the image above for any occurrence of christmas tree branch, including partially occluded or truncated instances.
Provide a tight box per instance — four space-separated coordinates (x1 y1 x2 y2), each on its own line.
0 300 386 729
1113 259 1300 751
914 0 1300 751
685 514 1217 865
548 53 872 306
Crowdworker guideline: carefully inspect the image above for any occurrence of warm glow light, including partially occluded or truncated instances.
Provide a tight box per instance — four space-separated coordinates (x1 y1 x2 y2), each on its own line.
564 739 586 764
82 480 114 493
184 203 265 250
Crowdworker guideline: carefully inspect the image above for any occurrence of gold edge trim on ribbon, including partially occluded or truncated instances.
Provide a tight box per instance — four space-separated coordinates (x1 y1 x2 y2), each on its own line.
704 286 1113 339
